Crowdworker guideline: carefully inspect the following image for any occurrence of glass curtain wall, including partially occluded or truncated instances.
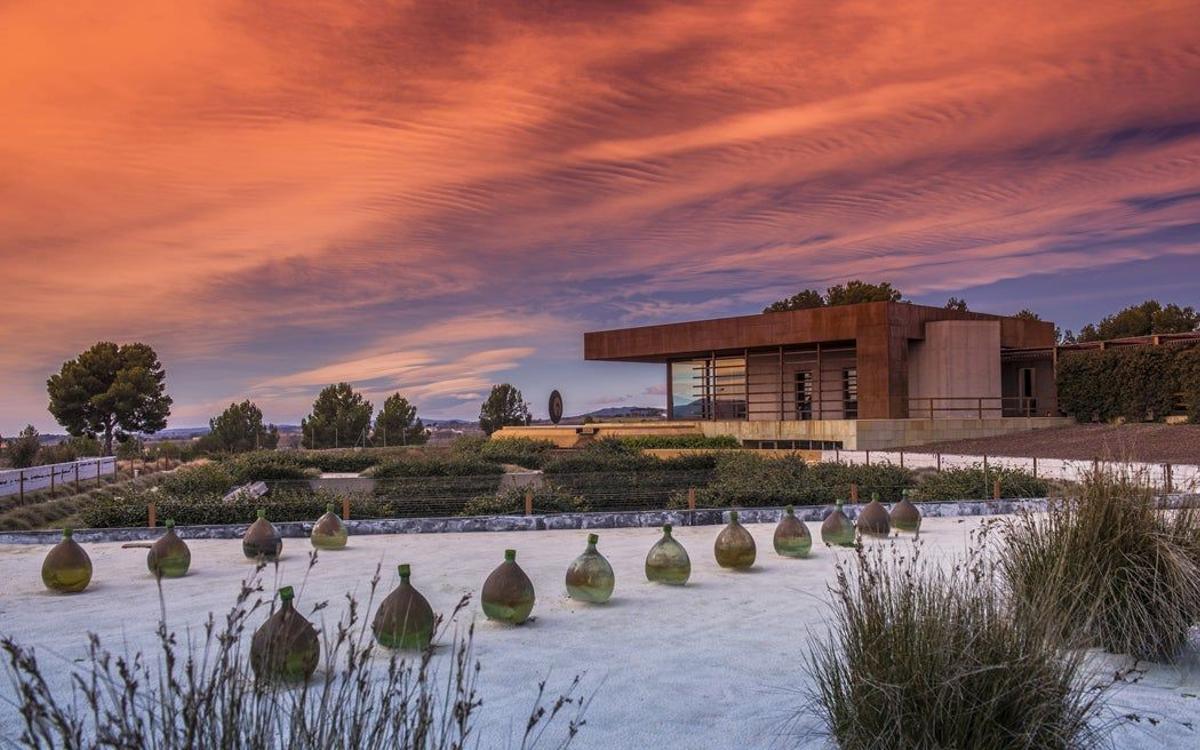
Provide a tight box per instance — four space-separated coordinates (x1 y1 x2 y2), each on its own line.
670 356 746 419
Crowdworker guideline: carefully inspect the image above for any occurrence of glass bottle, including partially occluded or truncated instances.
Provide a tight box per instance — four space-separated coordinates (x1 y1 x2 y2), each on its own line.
820 499 856 548
147 519 191 578
889 489 922 535
310 503 348 550
565 533 615 603
250 585 320 683
41 527 92 593
243 508 283 561
773 505 812 558
481 549 536 624
858 492 891 538
714 510 757 569
645 524 691 585
373 564 435 650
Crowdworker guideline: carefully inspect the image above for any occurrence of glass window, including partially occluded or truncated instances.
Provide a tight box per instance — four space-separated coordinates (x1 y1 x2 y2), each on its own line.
842 367 858 419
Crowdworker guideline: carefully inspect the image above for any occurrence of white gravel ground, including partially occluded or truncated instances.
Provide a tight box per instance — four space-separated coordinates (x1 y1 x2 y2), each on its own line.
1 517 1197 749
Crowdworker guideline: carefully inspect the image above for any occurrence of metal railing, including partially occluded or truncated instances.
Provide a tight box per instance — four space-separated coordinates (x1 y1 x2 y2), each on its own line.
907 396 1040 419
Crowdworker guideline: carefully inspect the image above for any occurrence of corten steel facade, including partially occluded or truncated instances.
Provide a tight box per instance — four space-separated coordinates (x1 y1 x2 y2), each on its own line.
584 302 1058 422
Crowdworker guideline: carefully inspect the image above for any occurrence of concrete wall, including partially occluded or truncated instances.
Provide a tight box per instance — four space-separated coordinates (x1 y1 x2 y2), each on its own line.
908 320 1001 418
494 422 700 448
696 416 1073 450
0 457 116 498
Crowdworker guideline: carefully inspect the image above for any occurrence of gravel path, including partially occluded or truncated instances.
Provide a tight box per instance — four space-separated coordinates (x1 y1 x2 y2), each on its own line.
913 423 1200 463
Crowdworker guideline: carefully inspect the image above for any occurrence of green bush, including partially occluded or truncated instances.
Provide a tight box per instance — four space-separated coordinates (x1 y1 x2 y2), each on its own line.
157 463 236 497
1178 347 1200 423
369 455 503 479
613 434 741 450
911 465 1047 501
222 452 317 483
79 486 392 527
1057 345 1199 422
478 437 556 469
675 453 914 508
460 483 590 516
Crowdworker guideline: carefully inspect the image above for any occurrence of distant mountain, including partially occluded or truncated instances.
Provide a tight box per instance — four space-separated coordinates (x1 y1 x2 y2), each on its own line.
531 405 666 424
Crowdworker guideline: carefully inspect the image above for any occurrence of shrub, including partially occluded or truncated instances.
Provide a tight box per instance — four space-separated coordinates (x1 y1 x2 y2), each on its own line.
223 452 318 483
613 434 741 450
1057 345 1200 422
676 453 914 508
157 462 236 497
912 465 1048 500
78 486 397 527
460 483 590 516
478 437 556 469
809 543 1105 749
999 470 1200 661
369 455 504 479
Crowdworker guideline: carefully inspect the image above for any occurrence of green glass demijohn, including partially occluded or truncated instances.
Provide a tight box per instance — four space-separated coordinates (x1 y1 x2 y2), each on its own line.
858 492 892 538
820 499 856 548
645 524 691 585
565 533 615 603
41 528 92 593
481 549 536 625
243 508 283 561
372 564 435 650
714 511 757 569
773 505 813 558
889 489 922 535
147 519 191 578
310 503 348 550
250 585 320 683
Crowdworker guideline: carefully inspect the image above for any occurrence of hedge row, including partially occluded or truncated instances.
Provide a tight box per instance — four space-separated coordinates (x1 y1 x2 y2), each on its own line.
1057 346 1200 423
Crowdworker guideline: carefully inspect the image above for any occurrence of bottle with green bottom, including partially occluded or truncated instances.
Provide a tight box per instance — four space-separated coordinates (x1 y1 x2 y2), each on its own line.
565 534 614 603
714 511 757 569
481 549 535 624
890 489 922 535
147 519 191 577
243 508 283 561
821 500 856 548
373 564 435 650
310 503 348 550
250 585 320 683
645 525 691 585
858 492 891 538
42 528 92 593
773 505 812 558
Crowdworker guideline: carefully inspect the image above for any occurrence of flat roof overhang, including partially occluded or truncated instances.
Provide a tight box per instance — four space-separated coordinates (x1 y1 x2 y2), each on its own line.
584 301 1054 362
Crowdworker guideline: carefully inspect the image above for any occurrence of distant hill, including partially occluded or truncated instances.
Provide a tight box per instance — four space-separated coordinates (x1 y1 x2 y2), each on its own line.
532 405 667 424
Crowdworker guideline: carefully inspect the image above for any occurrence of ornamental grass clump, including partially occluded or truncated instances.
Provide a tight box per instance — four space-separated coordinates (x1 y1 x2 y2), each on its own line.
809 542 1105 750
999 469 1200 662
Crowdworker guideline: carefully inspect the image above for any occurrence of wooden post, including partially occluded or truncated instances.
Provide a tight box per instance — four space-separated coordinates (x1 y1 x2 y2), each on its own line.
936 452 942 472
687 487 697 510
993 478 1001 500
50 466 56 497
899 450 904 468
147 501 157 528
342 495 351 521
96 460 102 487
524 489 534 516
1164 463 1173 494
75 464 80 492
865 450 871 466
850 483 859 502
1032 456 1038 479
18 470 24 504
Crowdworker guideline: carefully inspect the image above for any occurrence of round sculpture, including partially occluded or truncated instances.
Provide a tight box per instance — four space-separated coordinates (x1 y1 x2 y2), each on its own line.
858 492 892 538
481 549 536 624
773 505 813 558
549 390 564 425
243 508 283 561
147 519 191 578
310 503 348 550
41 528 92 593
250 585 320 683
565 533 615 603
890 489 922 535
645 524 691 585
714 511 757 570
373 564 435 650
821 499 856 548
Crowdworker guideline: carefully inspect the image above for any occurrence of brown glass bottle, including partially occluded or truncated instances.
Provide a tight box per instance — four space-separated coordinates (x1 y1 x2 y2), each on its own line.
645 525 691 585
565 533 615 603
250 585 320 683
858 492 891 538
243 508 282 561
310 503 348 550
147 519 191 578
773 505 812 558
714 511 756 569
889 489 922 535
41 528 92 593
821 499 856 548
373 564 435 650
481 549 535 624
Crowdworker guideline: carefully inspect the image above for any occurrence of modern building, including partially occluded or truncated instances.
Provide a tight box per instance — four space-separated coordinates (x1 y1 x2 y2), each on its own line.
568 301 1073 449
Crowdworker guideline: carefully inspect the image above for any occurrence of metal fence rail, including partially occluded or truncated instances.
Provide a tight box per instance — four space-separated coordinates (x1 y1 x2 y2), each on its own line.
0 457 116 499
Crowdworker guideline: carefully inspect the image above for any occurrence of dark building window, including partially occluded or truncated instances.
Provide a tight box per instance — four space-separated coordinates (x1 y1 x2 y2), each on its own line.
795 370 813 420
669 356 746 420
842 367 858 418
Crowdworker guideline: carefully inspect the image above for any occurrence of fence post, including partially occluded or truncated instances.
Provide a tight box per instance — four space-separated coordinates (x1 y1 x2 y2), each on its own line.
342 495 351 521
850 483 859 503
50 467 56 497
75 464 80 492
899 450 904 468
18 470 23 504
148 501 156 529
865 450 871 466
687 487 697 511
993 478 1001 500
96 460 102 487
1032 456 1038 479
936 452 942 472
524 489 534 516
1164 463 1173 494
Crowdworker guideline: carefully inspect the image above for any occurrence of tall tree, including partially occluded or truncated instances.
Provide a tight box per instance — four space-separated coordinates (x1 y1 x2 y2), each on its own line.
944 297 969 312
373 393 427 446
300 383 373 449
6 425 41 468
208 400 279 453
46 342 172 455
1077 300 1199 342
764 280 905 312
478 384 531 435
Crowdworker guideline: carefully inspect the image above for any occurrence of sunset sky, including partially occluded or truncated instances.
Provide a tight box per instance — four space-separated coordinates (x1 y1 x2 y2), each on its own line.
2 0 1199 434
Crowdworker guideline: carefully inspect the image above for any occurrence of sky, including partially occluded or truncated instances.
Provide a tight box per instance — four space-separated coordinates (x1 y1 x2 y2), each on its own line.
2 0 1199 434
